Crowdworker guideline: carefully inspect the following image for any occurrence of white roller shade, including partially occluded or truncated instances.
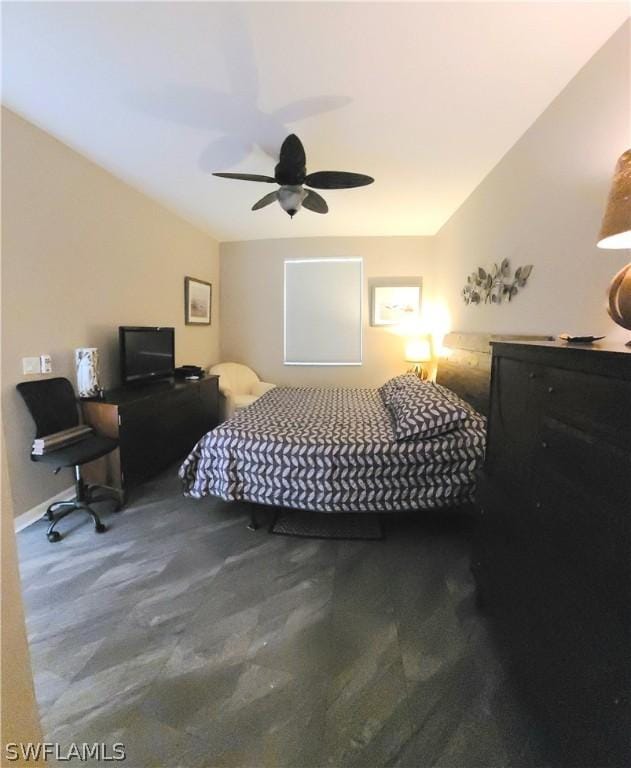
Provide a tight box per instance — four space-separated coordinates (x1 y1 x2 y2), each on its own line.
284 258 363 366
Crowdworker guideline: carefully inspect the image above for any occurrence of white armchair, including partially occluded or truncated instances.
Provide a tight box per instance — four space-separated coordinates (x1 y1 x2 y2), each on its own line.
209 362 276 420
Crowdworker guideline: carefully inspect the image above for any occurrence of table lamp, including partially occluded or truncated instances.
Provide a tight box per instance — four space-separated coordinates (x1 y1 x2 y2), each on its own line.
405 338 432 379
597 149 631 345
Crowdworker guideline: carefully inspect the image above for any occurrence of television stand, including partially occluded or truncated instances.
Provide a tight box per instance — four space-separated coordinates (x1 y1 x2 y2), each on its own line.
82 376 219 500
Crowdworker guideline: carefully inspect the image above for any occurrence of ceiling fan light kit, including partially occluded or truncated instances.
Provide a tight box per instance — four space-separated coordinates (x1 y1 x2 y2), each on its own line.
213 134 374 217
277 186 306 217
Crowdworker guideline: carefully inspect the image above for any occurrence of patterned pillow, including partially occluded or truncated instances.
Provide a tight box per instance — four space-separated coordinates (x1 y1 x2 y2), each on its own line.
379 374 425 405
389 383 469 440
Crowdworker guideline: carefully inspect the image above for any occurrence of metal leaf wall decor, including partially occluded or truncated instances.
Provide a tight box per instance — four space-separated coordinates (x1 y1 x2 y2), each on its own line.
462 259 533 305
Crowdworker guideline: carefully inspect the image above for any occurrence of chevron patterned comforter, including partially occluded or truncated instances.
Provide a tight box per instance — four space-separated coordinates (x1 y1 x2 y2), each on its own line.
179 385 486 513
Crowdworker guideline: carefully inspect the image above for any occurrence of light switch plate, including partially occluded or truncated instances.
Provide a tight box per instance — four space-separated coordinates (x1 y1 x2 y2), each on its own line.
22 357 41 375
40 354 52 374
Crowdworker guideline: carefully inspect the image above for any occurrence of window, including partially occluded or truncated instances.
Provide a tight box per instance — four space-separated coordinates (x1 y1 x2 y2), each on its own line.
284 258 363 366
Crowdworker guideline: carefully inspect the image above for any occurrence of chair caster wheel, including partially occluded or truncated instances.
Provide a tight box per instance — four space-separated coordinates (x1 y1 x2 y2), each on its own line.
95 523 107 534
47 531 62 543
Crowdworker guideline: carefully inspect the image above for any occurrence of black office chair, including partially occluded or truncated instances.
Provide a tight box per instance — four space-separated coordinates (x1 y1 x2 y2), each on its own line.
17 377 121 542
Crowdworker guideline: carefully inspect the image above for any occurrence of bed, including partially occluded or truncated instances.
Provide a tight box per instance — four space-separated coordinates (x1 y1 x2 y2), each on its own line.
179 346 491 513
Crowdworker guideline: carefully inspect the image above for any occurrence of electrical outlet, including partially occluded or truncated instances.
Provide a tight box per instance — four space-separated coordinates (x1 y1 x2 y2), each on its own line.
40 354 52 374
22 357 41 375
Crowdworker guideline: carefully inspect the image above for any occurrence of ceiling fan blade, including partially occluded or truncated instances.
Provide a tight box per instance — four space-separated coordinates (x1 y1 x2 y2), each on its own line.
302 189 328 214
305 171 374 189
252 190 279 211
279 134 306 168
275 134 307 185
213 172 276 183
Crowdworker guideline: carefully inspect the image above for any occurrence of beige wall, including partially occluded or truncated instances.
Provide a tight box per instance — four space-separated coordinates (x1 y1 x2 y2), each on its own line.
1 431 45 764
220 237 435 388
433 21 631 343
2 108 220 518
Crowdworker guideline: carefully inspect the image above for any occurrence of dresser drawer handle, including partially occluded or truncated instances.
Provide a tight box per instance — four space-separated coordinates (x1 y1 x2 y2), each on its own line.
541 441 548 449
528 372 537 380
535 501 542 509
547 386 555 394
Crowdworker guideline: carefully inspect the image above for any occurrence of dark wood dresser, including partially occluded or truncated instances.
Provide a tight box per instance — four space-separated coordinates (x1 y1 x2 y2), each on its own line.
82 376 219 499
473 340 631 767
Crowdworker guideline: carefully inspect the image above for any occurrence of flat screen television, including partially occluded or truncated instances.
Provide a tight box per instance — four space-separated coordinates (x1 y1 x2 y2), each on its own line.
119 326 175 385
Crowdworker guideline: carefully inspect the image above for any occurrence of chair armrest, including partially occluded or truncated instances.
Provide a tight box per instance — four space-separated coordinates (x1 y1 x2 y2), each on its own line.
217 387 235 421
251 382 276 398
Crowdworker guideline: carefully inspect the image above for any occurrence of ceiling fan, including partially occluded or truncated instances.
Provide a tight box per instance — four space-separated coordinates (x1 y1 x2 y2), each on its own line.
213 134 374 217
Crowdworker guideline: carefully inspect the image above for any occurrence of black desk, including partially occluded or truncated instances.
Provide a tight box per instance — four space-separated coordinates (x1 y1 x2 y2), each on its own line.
82 376 219 499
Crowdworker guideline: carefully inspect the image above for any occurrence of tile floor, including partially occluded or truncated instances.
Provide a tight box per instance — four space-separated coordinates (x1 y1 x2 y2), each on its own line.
17 466 549 768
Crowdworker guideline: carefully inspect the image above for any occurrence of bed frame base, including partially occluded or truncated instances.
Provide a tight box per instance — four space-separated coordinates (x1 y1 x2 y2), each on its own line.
247 508 259 531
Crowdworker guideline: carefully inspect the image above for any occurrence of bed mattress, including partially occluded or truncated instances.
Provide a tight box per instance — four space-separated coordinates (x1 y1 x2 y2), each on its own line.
179 385 486 513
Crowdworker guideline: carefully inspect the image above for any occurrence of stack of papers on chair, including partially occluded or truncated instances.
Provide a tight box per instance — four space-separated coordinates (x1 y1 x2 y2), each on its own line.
32 425 93 455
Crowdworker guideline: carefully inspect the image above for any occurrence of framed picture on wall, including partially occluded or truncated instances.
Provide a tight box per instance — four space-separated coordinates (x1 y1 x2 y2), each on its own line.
185 277 212 325
369 277 422 326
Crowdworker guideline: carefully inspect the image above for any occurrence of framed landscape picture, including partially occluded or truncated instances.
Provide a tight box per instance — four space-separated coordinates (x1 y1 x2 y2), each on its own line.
185 277 212 325
369 277 422 326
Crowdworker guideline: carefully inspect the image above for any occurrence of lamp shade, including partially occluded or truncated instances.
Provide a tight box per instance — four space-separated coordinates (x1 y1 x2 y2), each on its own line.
598 149 631 249
404 338 431 363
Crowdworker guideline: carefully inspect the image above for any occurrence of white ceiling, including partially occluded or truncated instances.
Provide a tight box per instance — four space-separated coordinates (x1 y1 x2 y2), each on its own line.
2 2 628 242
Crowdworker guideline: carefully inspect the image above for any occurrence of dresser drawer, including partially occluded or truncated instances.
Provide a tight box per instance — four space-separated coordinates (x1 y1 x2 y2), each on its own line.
486 356 544 494
536 417 631 507
532 467 630 578
540 366 631 442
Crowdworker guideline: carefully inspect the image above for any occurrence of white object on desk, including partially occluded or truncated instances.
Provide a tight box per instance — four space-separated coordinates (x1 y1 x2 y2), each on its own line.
75 347 100 398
